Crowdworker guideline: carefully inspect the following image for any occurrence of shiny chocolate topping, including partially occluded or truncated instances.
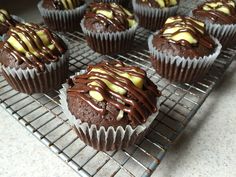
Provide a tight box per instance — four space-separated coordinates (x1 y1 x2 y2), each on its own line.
159 16 214 48
193 0 236 24
43 0 84 10
67 61 161 125
136 0 178 8
3 23 67 71
84 2 137 32
0 9 17 28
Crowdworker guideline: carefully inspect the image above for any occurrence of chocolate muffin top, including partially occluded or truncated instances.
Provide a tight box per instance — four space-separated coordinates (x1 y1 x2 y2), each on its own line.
83 2 137 33
0 9 18 35
152 16 216 58
0 23 67 71
136 0 179 8
192 0 236 24
67 61 161 128
42 0 85 10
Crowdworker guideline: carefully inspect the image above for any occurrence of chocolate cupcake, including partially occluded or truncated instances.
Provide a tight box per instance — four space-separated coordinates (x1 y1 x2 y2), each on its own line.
0 23 68 94
59 61 161 151
38 0 87 32
132 0 179 31
80 2 138 55
148 16 222 83
192 0 236 48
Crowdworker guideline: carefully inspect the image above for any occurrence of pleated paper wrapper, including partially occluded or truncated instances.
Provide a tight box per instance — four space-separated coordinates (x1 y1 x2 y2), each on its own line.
38 0 87 32
189 11 236 48
1 52 69 94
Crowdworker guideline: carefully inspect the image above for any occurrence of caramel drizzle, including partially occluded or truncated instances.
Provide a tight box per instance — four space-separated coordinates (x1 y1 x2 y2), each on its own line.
0 10 16 27
3 23 66 71
67 61 161 125
85 3 134 31
160 16 214 48
193 0 236 24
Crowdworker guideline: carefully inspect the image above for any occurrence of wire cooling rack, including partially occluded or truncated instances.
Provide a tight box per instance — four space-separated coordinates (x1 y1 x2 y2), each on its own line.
0 26 236 177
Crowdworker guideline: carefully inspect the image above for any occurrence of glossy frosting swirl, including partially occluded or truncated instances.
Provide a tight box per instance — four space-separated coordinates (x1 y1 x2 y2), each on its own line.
136 0 178 8
84 2 137 32
67 61 161 125
0 9 17 28
2 23 67 71
159 16 214 48
43 0 84 10
193 0 236 24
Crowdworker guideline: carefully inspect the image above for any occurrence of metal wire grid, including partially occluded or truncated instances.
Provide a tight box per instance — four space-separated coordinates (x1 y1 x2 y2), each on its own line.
0 27 235 177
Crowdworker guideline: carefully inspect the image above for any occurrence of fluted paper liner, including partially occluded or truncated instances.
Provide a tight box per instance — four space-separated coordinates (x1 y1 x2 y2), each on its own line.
148 33 222 83
132 0 178 31
1 51 69 94
37 1 87 32
205 23 236 48
12 15 25 24
80 18 138 55
59 73 160 151
189 11 236 48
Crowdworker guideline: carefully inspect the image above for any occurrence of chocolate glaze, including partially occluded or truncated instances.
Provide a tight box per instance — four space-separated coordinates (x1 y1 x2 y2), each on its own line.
84 2 135 32
192 0 236 24
159 16 214 49
152 34 215 59
2 23 67 71
0 10 18 35
67 61 161 126
0 10 16 27
42 0 84 10
136 0 179 8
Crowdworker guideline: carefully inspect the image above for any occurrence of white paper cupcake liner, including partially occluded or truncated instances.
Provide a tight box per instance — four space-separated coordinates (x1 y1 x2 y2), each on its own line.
59 72 160 151
12 15 25 24
1 51 69 94
148 32 222 83
205 22 236 48
132 0 178 31
37 0 87 32
80 18 138 55
189 11 236 48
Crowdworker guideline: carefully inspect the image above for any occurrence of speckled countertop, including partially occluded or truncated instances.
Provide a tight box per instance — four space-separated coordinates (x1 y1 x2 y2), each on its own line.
0 1 236 177
1 61 236 177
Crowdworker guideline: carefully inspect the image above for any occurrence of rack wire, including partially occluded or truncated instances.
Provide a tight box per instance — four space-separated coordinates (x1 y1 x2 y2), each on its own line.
0 26 236 177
